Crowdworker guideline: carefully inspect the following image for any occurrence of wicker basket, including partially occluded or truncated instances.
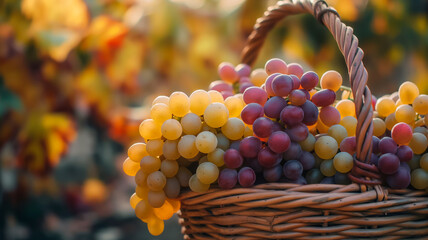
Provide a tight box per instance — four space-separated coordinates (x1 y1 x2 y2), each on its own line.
179 0 428 239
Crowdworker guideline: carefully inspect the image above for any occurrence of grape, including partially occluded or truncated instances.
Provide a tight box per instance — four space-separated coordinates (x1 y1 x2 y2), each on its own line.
160 160 179 178
196 162 219 184
289 89 307 106
207 148 225 167
419 153 428 171
285 176 307 185
316 117 329 134
315 136 338 159
413 94 428 115
148 190 166 208
283 160 303 180
263 165 283 182
320 70 342 92
379 137 398 154
135 200 152 220
375 97 396 117
176 167 192 187
140 156 161 174
378 153 400 174
287 63 304 78
239 137 262 158
340 136 356 155
280 105 304 127
285 123 309 142
147 171 167 191
189 174 210 193
244 126 254 138
178 135 199 159
385 113 398 130
253 117 274 138
221 118 245 140
147 218 164 236
320 106 341 127
396 145 413 162
335 100 356 118
135 170 148 187
301 100 319 125
208 90 225 103
239 82 253 93
264 73 281 97
373 118 386 137
300 71 319 90
218 62 238 83
385 166 410 189
209 80 233 93
258 147 280 168
225 96 245 118
238 167 256 187
369 153 379 166
189 90 212 116
221 91 234 100
320 159 336 177
302 89 311 100
151 103 172 123
195 131 218 153
153 200 174 221
271 121 283 133
414 127 428 139
340 116 357 136
223 149 243 169
290 75 300 90
204 102 229 128
152 96 170 106
140 119 162 140
218 169 238 189
180 113 202 135
130 193 141 209
128 143 148 162
161 119 182 140
136 185 149 199
272 74 293 97
408 133 428 154
395 105 416 124
399 81 419 104
241 103 264 125
236 63 251 78
265 58 288 75
263 96 287 118
311 89 336 107
298 151 315 170
268 131 290 153
328 124 348 145
299 133 316 152
169 92 190 117
250 68 268 87
410 168 428 189
372 136 380 154
391 122 413 145
320 177 335 184
333 152 354 173
164 177 180 199
146 139 164 157
243 87 268 106
283 142 302 160
306 169 323 184
162 140 180 160
334 172 351 185
229 140 241 151
216 133 230 151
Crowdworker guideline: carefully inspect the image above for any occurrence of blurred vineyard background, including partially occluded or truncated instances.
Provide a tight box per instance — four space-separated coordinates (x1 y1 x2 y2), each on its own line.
0 0 427 239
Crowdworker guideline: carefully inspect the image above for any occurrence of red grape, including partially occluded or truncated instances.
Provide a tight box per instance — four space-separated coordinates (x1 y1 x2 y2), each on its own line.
285 123 308 142
391 122 413 145
268 131 291 153
283 160 303 180
239 82 254 93
283 142 302 160
311 89 336 107
265 58 288 75
209 80 233 92
272 75 293 97
243 87 268 106
300 71 319 90
386 166 410 189
301 100 319 125
378 153 400 174
238 167 256 187
290 75 300 90
379 137 397 154
289 89 307 106
298 151 315 170
224 149 244 169
218 62 238 83
241 103 264 125
263 165 283 182
239 137 262 158
340 136 356 155
264 96 287 119
218 168 238 189
235 63 251 78
280 105 304 126
265 73 281 97
258 147 281 168
396 145 413 162
253 117 274 138
287 63 304 78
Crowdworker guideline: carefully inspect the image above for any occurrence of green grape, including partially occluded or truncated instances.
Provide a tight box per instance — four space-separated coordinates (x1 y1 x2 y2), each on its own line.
208 90 224 103
160 160 179 178
146 139 164 157
410 168 428 190
195 131 218 153
216 133 230 151
147 171 167 191
135 170 148 187
189 90 212 116
413 94 428 115
162 140 180 160
340 116 357 137
153 199 174 220
136 185 149 199
314 136 338 160
198 156 208 164
177 135 199 159
130 193 141 209
327 124 348 145
135 200 153 220
221 117 245 140
161 119 182 140
409 133 428 155
147 190 166 208
196 162 219 184
169 91 190 117
299 133 316 152
128 143 148 162
420 153 428 171
139 119 162 140
152 95 169 106
224 96 244 118
140 156 161 174
372 118 386 137
408 154 421 170
151 103 172 123
176 167 192 187
201 122 217 134
244 125 253 137
385 113 398 131
204 103 229 128
207 148 225 167
147 217 164 236
164 177 180 199
395 104 416 124
189 174 210 193
180 113 202 135
375 97 396 117
123 157 140 176
333 152 354 173
399 81 419 104
320 159 336 177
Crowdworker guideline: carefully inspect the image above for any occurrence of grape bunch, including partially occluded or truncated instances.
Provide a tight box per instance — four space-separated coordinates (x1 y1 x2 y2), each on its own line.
123 57 428 236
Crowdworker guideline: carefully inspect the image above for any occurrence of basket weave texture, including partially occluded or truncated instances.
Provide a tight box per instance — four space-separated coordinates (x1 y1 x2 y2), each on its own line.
179 0 428 239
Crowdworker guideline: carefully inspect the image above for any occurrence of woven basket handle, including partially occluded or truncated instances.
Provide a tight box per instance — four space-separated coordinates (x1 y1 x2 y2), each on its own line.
241 0 379 185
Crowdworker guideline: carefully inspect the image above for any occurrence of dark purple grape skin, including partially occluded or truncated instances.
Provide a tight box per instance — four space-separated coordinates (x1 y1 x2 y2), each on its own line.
378 153 400 174
283 142 302 160
245 158 263 173
386 166 410 189
396 145 413 162
305 169 323 184
290 75 300 90
285 176 307 185
218 169 238 189
272 74 293 97
300 71 319 90
379 137 398 154
400 162 411 172
268 131 291 153
320 177 335 184
230 140 241 151
285 123 309 142
258 147 280 168
289 89 307 106
264 96 288 119
241 103 264 125
253 117 274 138
239 82 254 93
265 73 281 96
298 151 315 170
263 165 283 182
238 167 256 187
372 136 380 154
239 137 262 158
369 153 379 166
301 100 319 125
271 121 283 133
224 149 244 169
283 160 303 180
280 105 304 126
311 89 336 107
334 172 351 185
302 90 311 100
